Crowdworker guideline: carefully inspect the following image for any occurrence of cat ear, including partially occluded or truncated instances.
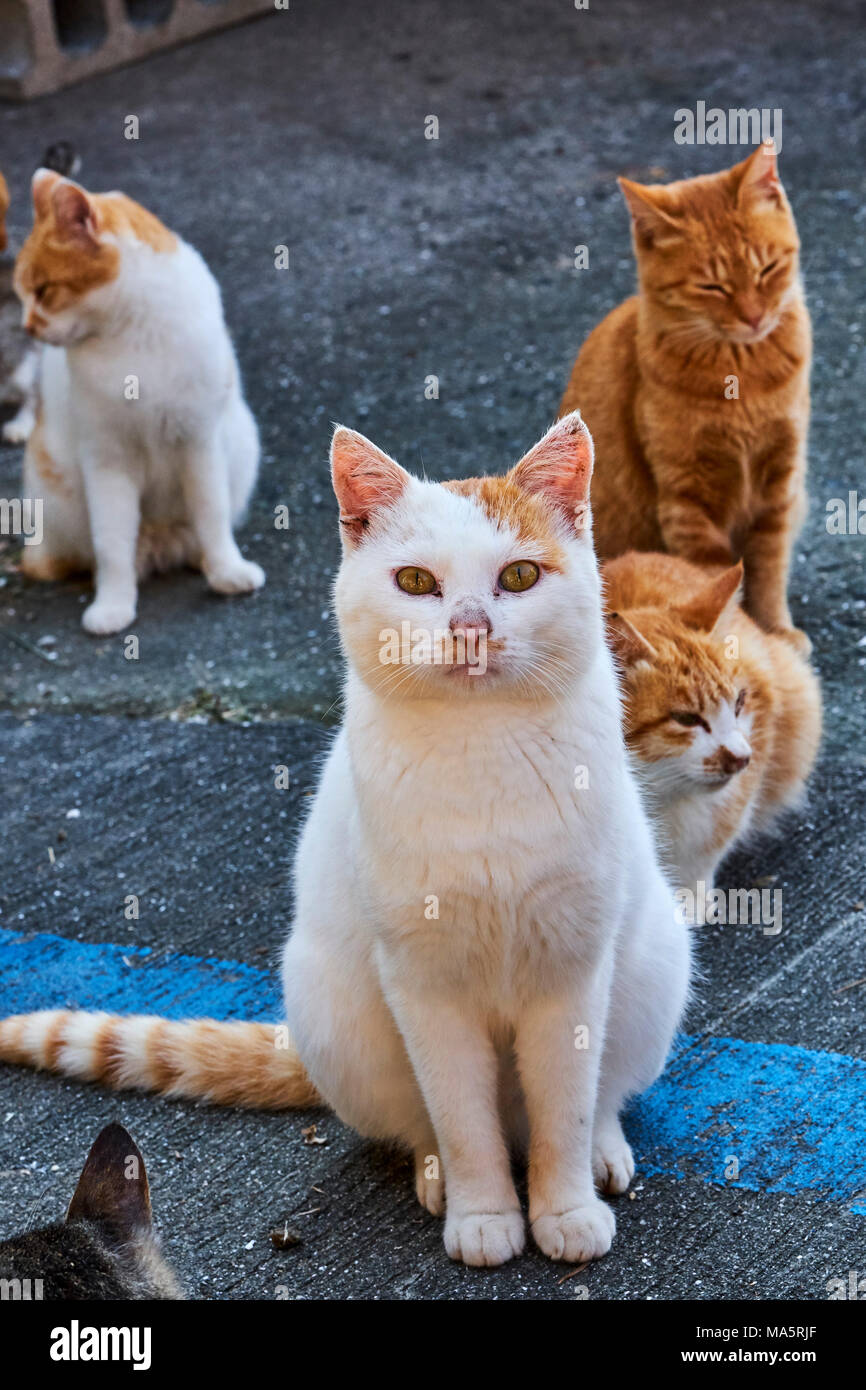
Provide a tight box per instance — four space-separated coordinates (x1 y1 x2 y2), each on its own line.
45 175 100 245
66 1123 153 1244
509 411 593 533
606 612 657 666
330 425 410 545
735 141 785 207
32 168 61 220
674 563 744 635
618 178 683 248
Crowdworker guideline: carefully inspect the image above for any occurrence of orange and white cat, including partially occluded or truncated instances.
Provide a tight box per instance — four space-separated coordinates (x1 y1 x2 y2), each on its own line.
14 169 264 634
603 550 822 899
560 142 811 651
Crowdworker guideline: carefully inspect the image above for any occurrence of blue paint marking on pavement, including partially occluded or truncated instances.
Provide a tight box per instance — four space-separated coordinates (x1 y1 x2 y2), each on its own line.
627 1035 866 1215
1 926 864 1213
0 926 281 1023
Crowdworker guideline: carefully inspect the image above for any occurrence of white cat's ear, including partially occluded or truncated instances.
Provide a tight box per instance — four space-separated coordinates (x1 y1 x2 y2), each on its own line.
37 172 100 245
330 426 410 545
509 412 593 533
606 612 657 667
618 177 683 248
32 168 61 220
675 563 744 635
735 141 785 207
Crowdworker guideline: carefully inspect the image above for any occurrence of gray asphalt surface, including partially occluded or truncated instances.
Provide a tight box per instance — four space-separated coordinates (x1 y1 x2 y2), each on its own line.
0 0 864 1300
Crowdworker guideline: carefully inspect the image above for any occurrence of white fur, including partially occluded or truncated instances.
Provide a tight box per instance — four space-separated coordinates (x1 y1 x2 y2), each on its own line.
281 421 691 1266
20 219 263 633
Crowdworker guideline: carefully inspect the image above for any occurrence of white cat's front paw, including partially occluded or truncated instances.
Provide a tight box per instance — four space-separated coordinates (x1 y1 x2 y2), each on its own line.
592 1128 635 1195
531 1198 615 1262
206 557 265 595
3 413 35 445
444 1209 525 1267
82 598 136 636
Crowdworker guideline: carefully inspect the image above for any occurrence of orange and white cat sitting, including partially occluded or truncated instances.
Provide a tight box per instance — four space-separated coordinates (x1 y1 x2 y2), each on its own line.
560 142 811 652
603 550 821 902
14 169 264 634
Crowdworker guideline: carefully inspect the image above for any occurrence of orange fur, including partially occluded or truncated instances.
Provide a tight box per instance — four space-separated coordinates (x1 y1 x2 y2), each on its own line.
443 414 594 568
0 170 9 252
603 550 822 879
444 476 568 571
0 1011 320 1111
560 145 811 648
15 173 176 329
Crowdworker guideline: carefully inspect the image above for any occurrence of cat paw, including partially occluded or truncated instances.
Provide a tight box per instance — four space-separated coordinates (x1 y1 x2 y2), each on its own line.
592 1125 635 1195
444 1209 525 1267
531 1198 615 1262
2 412 35 445
206 557 265 595
82 598 136 635
414 1159 445 1217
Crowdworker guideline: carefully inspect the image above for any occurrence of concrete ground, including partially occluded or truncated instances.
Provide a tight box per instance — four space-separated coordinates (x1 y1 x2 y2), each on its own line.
0 0 864 1300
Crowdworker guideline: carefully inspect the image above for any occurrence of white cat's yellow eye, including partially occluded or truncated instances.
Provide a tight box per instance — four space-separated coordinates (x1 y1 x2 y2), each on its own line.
499 561 540 593
396 566 437 596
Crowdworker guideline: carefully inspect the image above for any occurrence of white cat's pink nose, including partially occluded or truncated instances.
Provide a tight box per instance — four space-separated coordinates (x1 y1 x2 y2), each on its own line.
449 603 491 636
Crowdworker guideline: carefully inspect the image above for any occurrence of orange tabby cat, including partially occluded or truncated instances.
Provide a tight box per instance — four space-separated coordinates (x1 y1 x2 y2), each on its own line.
560 143 811 652
603 550 821 898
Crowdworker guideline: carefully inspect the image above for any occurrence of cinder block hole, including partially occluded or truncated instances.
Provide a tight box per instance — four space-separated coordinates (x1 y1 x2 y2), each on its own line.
52 0 108 54
124 0 174 26
0 0 34 77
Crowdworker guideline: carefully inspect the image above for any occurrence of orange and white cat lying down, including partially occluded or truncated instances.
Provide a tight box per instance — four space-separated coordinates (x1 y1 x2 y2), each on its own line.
0 416 691 1269
604 550 821 902
14 169 264 635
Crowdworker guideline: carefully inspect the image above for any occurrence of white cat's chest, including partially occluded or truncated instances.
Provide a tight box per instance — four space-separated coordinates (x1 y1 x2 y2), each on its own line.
345 684 633 976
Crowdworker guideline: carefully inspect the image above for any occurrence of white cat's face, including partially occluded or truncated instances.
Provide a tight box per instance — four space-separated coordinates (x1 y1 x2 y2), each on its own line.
331 416 601 702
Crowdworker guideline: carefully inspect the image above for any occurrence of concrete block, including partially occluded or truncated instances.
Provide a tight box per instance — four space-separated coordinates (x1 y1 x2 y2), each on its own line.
0 0 275 100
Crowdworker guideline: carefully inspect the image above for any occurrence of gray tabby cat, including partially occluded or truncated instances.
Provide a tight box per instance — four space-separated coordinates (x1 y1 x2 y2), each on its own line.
0 1122 181 1300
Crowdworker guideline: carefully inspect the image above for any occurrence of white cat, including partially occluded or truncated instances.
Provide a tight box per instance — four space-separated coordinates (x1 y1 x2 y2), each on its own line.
13 169 263 634
0 413 691 1269
280 414 691 1264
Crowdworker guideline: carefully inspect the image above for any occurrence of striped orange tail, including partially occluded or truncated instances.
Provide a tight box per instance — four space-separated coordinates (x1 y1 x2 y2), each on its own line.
0 1011 320 1110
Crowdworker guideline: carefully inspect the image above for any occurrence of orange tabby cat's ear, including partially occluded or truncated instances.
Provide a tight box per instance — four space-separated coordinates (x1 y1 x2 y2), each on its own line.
606 612 657 667
618 178 682 249
674 563 744 635
509 411 593 532
331 425 410 545
735 141 785 207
